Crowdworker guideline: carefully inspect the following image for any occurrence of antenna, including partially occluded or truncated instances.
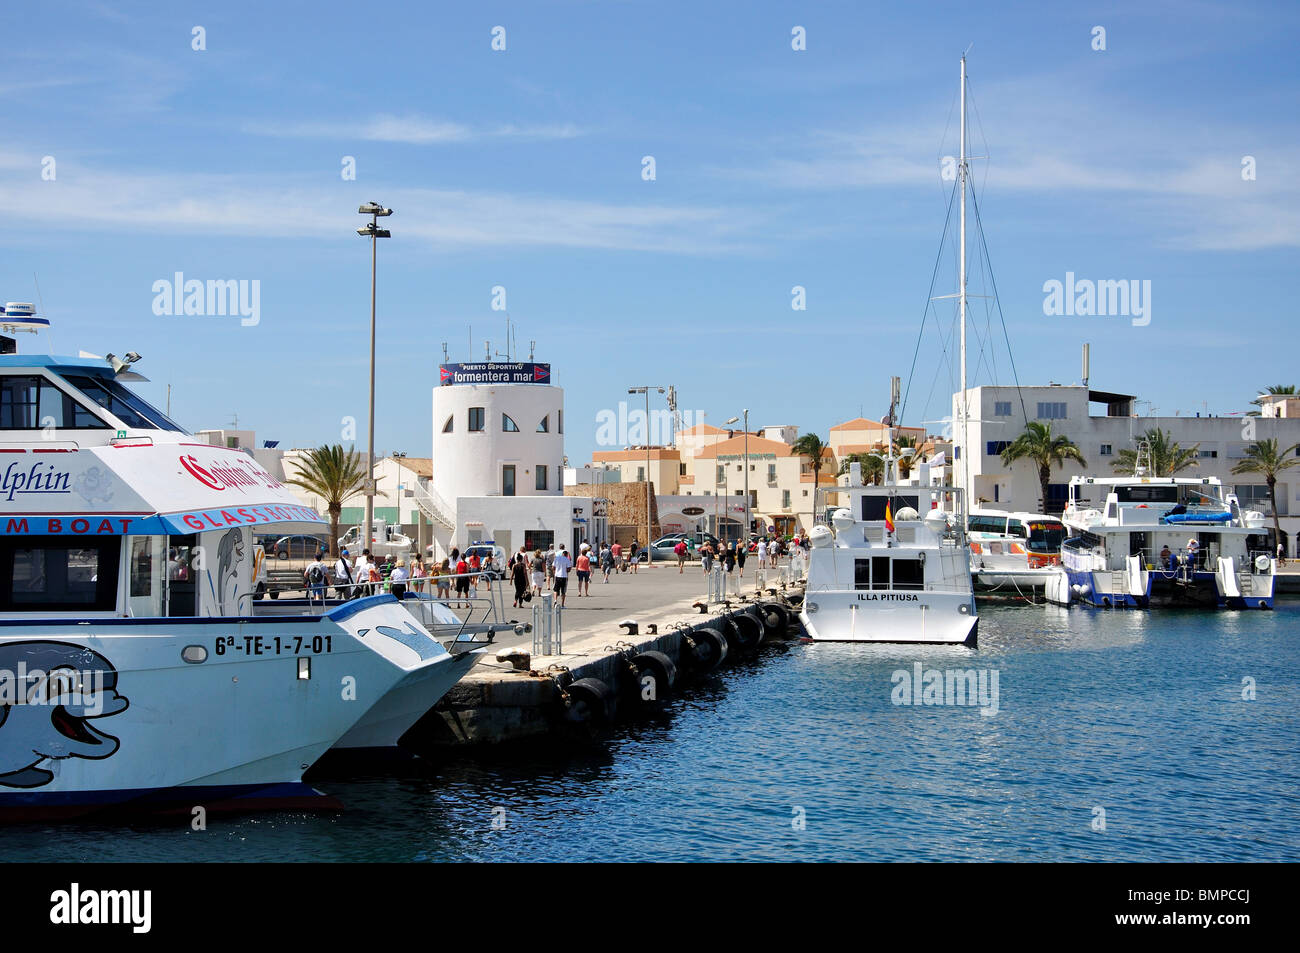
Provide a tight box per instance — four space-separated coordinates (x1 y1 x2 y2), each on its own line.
441 341 449 362
529 339 535 360
484 340 490 360
1082 342 1090 388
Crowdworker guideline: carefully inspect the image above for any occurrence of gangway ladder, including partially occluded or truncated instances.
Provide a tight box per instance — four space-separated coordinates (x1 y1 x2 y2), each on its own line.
1216 556 1241 599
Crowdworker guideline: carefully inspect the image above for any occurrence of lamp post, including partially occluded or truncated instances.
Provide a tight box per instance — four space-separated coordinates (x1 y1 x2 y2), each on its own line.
357 202 392 553
628 385 665 562
726 410 750 543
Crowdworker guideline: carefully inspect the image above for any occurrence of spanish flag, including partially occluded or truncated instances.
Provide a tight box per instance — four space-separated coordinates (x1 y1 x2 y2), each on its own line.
885 500 895 533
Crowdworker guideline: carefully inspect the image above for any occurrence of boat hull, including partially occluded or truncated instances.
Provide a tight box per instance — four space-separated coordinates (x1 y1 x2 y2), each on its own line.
0 596 459 815
799 591 978 645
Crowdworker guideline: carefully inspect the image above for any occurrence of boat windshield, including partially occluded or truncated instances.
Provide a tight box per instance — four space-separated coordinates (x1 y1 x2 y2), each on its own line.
1026 520 1066 554
59 374 186 432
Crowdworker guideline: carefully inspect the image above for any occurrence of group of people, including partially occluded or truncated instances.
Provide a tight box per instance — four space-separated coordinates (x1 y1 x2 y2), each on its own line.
692 535 808 577
304 547 496 607
504 540 633 608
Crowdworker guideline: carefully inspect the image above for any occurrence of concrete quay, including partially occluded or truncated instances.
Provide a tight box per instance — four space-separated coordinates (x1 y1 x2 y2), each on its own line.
409 562 805 747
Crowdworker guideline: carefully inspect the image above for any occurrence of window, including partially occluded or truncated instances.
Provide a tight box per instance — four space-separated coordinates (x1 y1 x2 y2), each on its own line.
892 558 924 590
680 463 687 476
782 489 791 508
986 441 1011 456
60 374 184 431
0 536 120 612
0 375 108 430
557 410 563 434
442 416 454 433
716 465 725 486
557 466 563 490
537 416 549 433
637 466 646 482
871 556 891 591
468 407 485 432
524 530 554 552
1099 444 1112 456
768 464 777 485
854 558 871 590
994 401 1012 416
502 413 519 432
502 465 516 496
1036 401 1067 420
1236 484 1278 514
1197 449 1218 459
535 466 548 491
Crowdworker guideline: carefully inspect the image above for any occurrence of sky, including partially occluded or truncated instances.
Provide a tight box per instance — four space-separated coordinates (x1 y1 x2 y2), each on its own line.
1 0 1297 464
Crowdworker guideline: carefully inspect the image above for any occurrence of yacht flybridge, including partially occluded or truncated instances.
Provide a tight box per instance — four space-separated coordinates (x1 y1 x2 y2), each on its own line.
0 335 482 817
1045 474 1274 610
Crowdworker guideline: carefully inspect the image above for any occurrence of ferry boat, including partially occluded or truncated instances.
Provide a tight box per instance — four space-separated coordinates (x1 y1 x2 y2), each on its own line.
0 332 481 817
968 509 1065 593
800 454 978 646
1044 474 1275 609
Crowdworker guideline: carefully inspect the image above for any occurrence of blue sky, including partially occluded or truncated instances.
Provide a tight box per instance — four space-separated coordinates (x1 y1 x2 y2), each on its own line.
1 0 1297 463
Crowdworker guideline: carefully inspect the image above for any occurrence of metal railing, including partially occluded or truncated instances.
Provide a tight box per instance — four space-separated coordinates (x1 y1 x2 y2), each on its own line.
410 479 456 529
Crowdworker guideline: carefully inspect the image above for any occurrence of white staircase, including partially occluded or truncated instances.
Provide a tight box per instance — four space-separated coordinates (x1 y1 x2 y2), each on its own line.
410 479 456 530
1216 556 1241 599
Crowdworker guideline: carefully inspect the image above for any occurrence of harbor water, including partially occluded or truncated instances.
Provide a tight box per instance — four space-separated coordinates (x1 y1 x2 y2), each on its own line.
4 603 1297 862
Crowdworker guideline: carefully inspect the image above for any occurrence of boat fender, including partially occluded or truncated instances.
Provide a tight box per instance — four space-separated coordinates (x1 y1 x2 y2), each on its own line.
562 677 616 730
684 626 729 671
629 650 677 703
719 613 762 653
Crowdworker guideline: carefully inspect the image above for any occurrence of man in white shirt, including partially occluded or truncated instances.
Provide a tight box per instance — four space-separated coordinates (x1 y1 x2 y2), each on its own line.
335 548 356 599
552 545 573 607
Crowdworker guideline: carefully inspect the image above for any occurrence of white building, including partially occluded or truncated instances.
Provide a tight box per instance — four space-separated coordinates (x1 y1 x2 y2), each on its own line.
951 383 1300 547
421 361 594 558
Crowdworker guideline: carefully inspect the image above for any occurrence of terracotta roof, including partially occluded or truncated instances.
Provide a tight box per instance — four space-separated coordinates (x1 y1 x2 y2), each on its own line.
392 456 433 478
679 423 724 435
592 448 681 462
830 417 884 431
693 435 796 459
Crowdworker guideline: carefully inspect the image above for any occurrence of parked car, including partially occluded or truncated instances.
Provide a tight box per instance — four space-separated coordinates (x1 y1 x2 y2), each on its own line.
464 544 507 579
650 534 693 557
273 535 329 560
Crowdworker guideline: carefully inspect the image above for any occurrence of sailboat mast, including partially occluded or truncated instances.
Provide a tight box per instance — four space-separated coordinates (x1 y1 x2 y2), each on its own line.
959 53 969 514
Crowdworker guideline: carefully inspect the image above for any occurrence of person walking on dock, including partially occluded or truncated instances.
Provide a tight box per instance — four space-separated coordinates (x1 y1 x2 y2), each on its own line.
630 538 641 574
701 541 714 574
756 537 768 569
389 559 409 600
436 557 452 602
511 553 529 608
530 548 546 596
611 539 622 572
737 538 747 577
305 553 330 604
575 547 592 596
545 543 557 589
334 548 355 599
553 545 573 607
674 538 688 573
452 548 471 609
600 541 614 582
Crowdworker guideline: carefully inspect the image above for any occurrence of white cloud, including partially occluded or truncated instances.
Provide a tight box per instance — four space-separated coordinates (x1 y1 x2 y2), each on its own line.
0 151 755 254
243 114 582 144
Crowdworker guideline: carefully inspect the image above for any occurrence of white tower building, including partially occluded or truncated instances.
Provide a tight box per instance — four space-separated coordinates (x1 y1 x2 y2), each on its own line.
420 361 592 559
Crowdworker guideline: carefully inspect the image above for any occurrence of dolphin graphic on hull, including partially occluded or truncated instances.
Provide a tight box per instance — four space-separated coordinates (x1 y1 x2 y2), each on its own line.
0 641 129 788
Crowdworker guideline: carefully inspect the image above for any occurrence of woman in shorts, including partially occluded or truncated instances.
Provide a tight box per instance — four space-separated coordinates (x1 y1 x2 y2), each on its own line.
530 549 546 595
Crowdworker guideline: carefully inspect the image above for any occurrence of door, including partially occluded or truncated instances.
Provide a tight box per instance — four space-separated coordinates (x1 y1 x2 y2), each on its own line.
502 465 516 497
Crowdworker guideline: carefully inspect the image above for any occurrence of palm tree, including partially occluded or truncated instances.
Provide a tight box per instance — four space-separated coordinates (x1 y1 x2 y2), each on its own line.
1264 385 1297 395
1000 422 1087 513
1111 428 1200 476
894 434 920 478
838 452 884 485
791 433 828 523
284 445 371 557
1231 438 1300 548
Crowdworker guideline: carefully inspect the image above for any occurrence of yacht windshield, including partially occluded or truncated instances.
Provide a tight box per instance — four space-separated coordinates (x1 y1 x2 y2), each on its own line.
59 374 186 432
1026 520 1066 554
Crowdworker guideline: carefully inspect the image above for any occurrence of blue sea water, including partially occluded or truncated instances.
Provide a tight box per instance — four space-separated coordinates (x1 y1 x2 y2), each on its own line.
4 603 1298 862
